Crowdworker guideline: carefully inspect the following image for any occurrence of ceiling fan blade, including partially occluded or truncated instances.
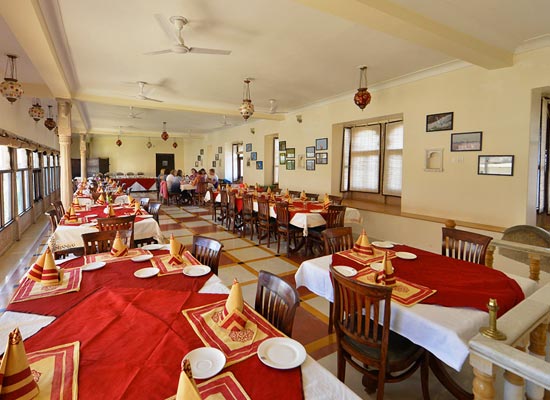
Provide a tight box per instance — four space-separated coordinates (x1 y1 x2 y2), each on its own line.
188 47 231 55
143 49 173 56
144 97 163 103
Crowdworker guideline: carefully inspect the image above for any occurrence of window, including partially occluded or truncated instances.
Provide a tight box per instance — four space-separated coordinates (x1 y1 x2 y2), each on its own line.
0 146 13 227
32 151 42 201
49 155 55 193
341 120 403 197
43 154 49 196
16 148 31 214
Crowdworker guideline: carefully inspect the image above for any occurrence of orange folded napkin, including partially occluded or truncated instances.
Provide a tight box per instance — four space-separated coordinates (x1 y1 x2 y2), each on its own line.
323 193 330 209
267 187 272 195
219 279 248 332
72 196 81 208
97 186 104 193
128 194 136 205
64 205 78 222
96 193 106 205
134 202 145 216
243 183 248 190
116 186 123 195
27 247 63 286
0 328 40 399
110 231 128 257
168 234 185 265
108 205 116 217
299 190 307 201
375 251 396 287
175 359 201 400
353 229 374 256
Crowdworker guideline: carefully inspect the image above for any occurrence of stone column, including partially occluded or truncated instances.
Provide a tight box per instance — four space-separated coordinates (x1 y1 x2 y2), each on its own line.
80 133 87 180
57 99 72 208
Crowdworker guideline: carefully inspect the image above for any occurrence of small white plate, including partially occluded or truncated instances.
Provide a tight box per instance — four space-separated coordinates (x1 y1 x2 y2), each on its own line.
141 243 163 251
184 347 226 379
310 209 323 213
183 265 211 277
131 254 154 262
372 241 394 249
81 222 97 228
82 261 106 271
138 214 154 218
133 267 159 278
370 262 384 271
258 337 307 370
86 214 98 219
396 251 417 260
333 265 357 277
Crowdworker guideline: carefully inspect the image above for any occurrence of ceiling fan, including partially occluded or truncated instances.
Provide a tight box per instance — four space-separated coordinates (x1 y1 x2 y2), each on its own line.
128 106 143 119
145 16 232 56
221 115 233 127
268 99 285 114
135 81 163 102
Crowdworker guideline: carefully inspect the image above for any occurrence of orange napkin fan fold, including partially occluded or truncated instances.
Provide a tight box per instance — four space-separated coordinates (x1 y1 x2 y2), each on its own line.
219 279 248 332
375 251 396 287
353 229 374 256
175 359 201 400
96 193 106 205
110 231 129 257
168 234 185 265
323 193 331 209
299 190 307 201
64 206 78 222
108 205 116 217
27 247 63 286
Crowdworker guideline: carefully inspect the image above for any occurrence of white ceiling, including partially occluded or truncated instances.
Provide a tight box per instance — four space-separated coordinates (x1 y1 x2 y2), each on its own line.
1 0 550 137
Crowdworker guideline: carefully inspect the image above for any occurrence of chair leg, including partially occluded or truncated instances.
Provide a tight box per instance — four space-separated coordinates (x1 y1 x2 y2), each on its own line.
420 352 431 400
336 347 346 382
277 231 281 254
328 301 334 334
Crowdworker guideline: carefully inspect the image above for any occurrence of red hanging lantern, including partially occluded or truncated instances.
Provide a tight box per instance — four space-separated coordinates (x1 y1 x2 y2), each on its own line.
354 66 371 110
172 141 178 148
161 121 169 141
116 138 122 147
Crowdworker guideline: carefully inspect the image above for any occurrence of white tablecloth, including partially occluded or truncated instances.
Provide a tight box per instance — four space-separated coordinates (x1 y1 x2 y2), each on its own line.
295 254 538 372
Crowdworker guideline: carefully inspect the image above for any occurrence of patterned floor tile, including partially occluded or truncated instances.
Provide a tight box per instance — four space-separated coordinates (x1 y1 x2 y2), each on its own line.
226 247 274 262
182 220 213 228
217 265 258 286
246 257 298 275
216 238 253 251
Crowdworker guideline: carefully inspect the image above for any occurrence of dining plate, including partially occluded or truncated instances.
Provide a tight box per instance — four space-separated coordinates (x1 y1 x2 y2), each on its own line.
133 267 159 278
332 265 357 277
80 222 97 228
184 347 226 379
138 214 154 218
257 337 307 370
370 262 384 271
183 265 211 277
371 241 394 249
82 261 106 271
131 254 154 262
86 214 98 219
396 251 417 260
141 243 163 251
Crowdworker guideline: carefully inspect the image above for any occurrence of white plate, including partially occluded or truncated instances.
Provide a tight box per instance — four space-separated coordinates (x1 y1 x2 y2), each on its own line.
81 222 97 228
133 267 159 278
82 261 106 271
131 254 154 262
86 214 98 219
396 251 417 260
141 243 163 251
138 214 154 218
183 265 211 277
184 347 226 379
332 265 357 277
370 262 384 271
310 209 323 213
371 241 394 249
257 337 307 370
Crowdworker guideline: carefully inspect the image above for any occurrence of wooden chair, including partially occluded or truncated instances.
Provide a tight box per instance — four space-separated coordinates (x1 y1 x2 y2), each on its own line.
148 201 161 223
226 191 239 232
305 192 319 201
254 270 300 337
45 209 58 234
328 195 344 205
257 197 275 248
322 227 354 255
241 193 256 240
307 205 347 256
209 188 219 221
288 190 301 199
97 215 136 248
81 229 133 255
193 181 208 206
51 200 65 222
441 227 492 265
191 235 224 275
139 197 150 212
218 189 229 226
275 201 303 256
330 265 430 400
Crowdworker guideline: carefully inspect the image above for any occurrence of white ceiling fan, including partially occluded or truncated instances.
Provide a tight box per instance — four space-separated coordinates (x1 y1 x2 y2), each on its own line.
135 81 163 102
268 99 285 114
145 16 232 56
128 106 143 119
221 115 233 127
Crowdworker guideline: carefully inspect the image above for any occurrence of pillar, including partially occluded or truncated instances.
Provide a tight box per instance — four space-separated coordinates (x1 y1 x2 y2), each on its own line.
80 133 87 180
57 99 72 209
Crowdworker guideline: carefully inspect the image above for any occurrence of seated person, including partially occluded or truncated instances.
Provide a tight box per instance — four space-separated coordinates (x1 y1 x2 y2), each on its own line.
191 169 206 186
171 170 183 193
206 168 219 189
165 169 176 190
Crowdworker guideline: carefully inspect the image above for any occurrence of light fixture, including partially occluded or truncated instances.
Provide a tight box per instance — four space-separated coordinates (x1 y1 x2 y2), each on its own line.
354 65 371 111
296 115 302 123
44 105 57 131
172 140 178 149
250 128 255 134
116 137 122 147
161 121 169 141
28 98 45 122
239 78 254 120
0 55 23 103
146 138 152 149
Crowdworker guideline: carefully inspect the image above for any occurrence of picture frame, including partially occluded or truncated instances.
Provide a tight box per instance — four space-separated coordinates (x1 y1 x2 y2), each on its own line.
286 148 295 158
215 153 220 161
256 161 263 170
279 141 286 151
279 152 286 165
315 152 328 164
306 146 315 158
426 112 454 132
306 159 315 171
197 155 202 161
194 161 199 167
212 161 216 168
478 155 514 176
251 151 257 161
218 146 223 154
200 148 204 155
286 159 295 170
316 138 328 151
451 132 482 152
246 143 252 152
246 158 251 167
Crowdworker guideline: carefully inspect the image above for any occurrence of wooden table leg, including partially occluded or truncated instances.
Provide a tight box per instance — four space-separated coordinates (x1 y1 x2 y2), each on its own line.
429 353 473 400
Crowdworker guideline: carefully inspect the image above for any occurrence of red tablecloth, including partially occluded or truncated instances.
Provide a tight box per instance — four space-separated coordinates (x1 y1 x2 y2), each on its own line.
332 245 524 316
116 177 157 190
61 206 149 226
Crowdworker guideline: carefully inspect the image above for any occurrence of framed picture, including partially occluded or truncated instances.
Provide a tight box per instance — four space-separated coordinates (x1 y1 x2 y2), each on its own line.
451 132 482 152
279 152 286 165
256 161 263 170
286 159 295 170
426 112 454 132
194 161 199 167
246 143 252 152
200 148 204 155
215 153 220 160
251 151 257 161
316 138 328 151
197 155 202 161
246 158 251 167
212 161 216 168
478 155 514 176
306 146 315 158
279 141 286 151
306 159 315 171
316 152 328 164
218 146 222 154
286 148 295 158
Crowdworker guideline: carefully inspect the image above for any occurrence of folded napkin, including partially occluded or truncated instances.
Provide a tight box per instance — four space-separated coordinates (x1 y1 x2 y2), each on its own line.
110 231 129 257
108 205 116 217
168 234 186 265
323 193 330 209
116 186 123 195
96 193 106 205
353 229 374 256
267 187 272 194
0 327 40 398
219 279 248 332
72 196 81 209
97 186 104 193
27 247 63 286
243 183 248 190
64 205 78 222
133 202 145 216
175 359 201 400
299 190 307 201
128 194 136 205
375 251 396 287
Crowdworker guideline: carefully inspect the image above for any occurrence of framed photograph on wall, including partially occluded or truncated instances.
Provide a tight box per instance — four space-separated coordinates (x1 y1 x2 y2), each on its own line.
197 155 202 161
246 143 252 152
194 161 199 167
212 161 216 168
316 152 328 164
451 131 482 152
426 112 454 132
200 148 204 155
251 151 257 161
286 148 295 158
218 146 223 153
279 141 286 151
306 159 315 170
246 158 251 167
316 138 328 151
256 161 263 170
215 153 220 160
286 159 295 170
279 152 286 165
478 155 514 176
306 146 315 158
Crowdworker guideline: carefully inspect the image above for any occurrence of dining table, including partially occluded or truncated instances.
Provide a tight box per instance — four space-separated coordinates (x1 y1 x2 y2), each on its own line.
116 177 157 192
3 247 361 399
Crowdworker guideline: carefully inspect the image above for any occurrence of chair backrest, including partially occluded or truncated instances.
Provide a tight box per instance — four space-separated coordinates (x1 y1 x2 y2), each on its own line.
126 172 135 176
275 201 290 228
148 201 161 223
305 193 319 201
197 181 208 195
45 209 58 234
242 193 254 217
207 188 215 205
97 215 136 248
136 172 144 176
81 229 133 255
140 197 150 212
220 189 229 206
254 270 300 336
325 205 347 228
228 191 237 214
441 227 492 265
191 235 224 275
257 197 271 224
330 264 392 371
328 195 343 205
51 200 65 222
288 190 301 198
322 227 354 255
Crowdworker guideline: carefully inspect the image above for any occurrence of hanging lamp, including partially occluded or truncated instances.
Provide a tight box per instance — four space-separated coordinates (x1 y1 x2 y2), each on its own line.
28 98 45 122
116 137 122 147
44 105 57 131
239 78 254 120
0 55 23 103
146 138 152 149
161 121 169 141
172 140 178 149
354 66 371 110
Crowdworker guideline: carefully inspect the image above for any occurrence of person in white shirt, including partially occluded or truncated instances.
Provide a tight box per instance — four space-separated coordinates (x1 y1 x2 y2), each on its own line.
166 169 176 191
207 169 219 189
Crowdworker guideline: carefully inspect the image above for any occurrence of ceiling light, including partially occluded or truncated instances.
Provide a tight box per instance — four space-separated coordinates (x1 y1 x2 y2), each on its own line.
354 66 371 110
44 105 57 131
161 121 169 141
28 98 45 122
172 140 178 149
0 55 23 103
239 78 254 120
146 138 152 149
116 136 122 147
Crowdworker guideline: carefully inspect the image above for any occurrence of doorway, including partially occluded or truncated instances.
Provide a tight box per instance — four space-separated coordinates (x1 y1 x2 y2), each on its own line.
156 153 174 176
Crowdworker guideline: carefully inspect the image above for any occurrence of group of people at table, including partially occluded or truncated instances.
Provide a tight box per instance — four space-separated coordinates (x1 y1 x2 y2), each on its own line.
159 168 219 204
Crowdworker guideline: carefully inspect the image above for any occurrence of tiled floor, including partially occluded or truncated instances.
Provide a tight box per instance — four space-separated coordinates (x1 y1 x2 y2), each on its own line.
0 198 473 399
